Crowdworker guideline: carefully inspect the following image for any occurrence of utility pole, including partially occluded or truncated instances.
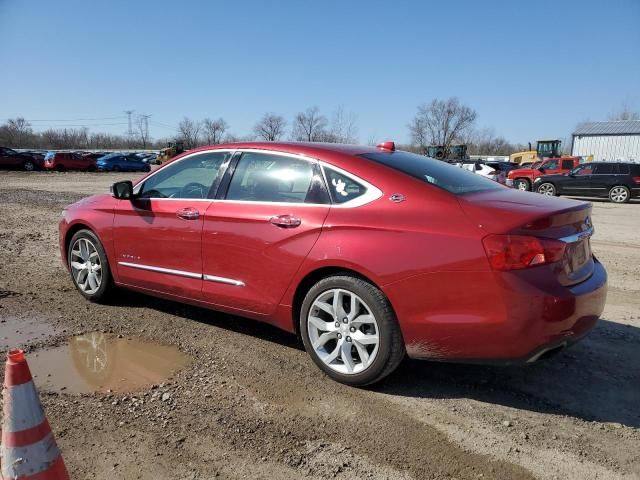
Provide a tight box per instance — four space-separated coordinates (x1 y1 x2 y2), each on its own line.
124 110 134 146
140 114 151 149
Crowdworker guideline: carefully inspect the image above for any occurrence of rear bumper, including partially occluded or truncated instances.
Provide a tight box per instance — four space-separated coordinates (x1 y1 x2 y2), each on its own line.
385 258 607 362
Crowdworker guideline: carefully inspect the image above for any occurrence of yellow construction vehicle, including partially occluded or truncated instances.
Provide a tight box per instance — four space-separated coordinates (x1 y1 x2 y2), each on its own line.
510 140 562 165
156 141 185 164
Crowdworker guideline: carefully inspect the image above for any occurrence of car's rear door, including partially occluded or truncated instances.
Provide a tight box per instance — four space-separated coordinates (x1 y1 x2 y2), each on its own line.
201 150 330 315
588 163 617 195
112 151 231 299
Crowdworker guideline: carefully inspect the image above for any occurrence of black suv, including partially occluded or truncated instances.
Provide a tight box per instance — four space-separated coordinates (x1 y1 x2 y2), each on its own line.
533 162 640 203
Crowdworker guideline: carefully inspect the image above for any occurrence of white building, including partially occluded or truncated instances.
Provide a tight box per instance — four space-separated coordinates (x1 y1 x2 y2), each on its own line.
572 120 640 162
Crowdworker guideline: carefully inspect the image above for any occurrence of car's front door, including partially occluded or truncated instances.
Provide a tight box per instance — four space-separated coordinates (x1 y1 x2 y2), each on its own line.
112 151 231 299
201 150 331 315
560 164 594 196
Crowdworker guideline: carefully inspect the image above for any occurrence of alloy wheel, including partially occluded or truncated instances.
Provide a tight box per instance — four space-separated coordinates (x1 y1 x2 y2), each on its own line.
538 183 555 196
609 187 628 203
307 289 380 375
516 180 529 191
23 161 34 171
70 238 103 294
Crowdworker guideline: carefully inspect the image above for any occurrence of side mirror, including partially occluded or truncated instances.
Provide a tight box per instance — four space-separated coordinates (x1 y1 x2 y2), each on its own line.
537 167 545 172
475 164 482 171
111 180 134 200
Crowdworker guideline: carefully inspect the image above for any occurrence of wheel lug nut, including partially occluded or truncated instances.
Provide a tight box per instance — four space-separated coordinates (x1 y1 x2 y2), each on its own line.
346 336 352 343
342 318 348 323
337 333 342 339
335 322 340 328
350 326 356 333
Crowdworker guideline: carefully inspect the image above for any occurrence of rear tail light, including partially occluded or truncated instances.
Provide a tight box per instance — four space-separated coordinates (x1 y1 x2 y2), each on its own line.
482 235 566 271
632 176 640 185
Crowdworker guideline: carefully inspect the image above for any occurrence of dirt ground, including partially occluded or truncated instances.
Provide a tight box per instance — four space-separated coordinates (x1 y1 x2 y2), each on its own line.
1 171 638 480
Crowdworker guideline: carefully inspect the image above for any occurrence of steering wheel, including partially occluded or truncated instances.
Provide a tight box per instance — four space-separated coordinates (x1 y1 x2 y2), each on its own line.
179 182 209 199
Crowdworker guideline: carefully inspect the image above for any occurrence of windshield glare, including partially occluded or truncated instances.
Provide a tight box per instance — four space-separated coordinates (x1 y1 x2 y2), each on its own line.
359 151 503 195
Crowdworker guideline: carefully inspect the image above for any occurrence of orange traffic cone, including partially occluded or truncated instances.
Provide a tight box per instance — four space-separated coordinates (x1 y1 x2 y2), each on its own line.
1 349 69 480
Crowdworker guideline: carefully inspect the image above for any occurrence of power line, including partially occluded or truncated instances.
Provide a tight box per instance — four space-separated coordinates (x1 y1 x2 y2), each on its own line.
12 116 127 122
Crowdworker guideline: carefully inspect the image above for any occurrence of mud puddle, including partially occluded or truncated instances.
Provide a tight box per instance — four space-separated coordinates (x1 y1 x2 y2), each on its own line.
28 332 190 394
0 314 59 350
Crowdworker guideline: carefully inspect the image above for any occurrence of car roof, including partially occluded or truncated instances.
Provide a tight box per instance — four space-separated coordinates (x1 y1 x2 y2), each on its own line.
189 141 383 158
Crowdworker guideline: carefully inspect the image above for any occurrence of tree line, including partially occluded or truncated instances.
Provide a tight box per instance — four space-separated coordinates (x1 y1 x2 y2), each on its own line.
2 98 635 154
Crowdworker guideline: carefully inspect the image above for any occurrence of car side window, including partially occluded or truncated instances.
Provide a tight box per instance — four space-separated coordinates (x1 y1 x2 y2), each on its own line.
572 164 593 176
323 167 367 204
139 152 230 199
545 160 559 169
226 152 323 204
562 159 574 169
593 164 615 174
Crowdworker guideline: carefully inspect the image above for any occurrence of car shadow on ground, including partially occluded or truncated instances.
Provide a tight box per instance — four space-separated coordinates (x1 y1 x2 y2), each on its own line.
112 292 639 428
376 318 640 428
566 196 640 204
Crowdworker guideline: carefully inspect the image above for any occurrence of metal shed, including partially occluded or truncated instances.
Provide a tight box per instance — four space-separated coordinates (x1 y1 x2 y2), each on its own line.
572 121 640 162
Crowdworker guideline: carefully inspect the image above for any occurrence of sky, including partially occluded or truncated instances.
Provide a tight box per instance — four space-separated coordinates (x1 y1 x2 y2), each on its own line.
1 0 639 146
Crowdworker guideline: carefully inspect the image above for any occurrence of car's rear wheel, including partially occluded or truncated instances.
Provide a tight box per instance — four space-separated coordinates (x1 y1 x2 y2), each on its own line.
55 165 65 172
67 229 113 302
609 185 630 203
300 275 405 386
22 160 35 171
537 182 556 196
514 178 531 191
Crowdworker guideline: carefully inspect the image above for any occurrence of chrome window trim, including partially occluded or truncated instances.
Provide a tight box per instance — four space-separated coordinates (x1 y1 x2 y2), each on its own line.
134 147 383 208
118 261 202 279
203 274 245 287
559 227 594 244
119 261 245 287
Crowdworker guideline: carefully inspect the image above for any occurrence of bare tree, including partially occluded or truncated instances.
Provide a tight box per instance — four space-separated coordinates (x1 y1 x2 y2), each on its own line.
0 117 35 147
202 117 228 145
608 102 640 121
136 116 151 149
253 113 287 141
292 106 328 142
325 106 358 143
178 117 201 148
408 97 477 150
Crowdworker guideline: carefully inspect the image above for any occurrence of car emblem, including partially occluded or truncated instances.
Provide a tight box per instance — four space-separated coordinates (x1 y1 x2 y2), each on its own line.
389 193 405 203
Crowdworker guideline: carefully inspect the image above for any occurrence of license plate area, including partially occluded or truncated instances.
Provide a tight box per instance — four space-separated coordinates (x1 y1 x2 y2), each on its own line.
566 238 592 275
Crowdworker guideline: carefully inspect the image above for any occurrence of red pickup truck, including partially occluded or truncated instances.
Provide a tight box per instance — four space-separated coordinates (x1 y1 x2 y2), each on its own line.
506 157 582 191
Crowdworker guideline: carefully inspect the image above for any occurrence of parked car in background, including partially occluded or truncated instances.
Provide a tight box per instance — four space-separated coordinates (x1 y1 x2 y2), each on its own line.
95 153 151 172
506 157 582 191
0 147 40 171
43 151 98 171
59 141 606 386
455 161 505 183
534 162 640 203
21 150 46 169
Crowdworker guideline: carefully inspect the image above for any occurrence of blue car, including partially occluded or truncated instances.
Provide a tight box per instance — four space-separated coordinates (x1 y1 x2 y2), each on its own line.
95 153 151 172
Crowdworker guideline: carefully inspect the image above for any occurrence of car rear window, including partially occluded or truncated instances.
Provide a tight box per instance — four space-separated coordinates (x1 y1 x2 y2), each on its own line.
359 151 503 195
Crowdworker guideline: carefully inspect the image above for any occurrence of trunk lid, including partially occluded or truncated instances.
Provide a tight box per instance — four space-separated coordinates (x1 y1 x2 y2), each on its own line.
459 189 594 286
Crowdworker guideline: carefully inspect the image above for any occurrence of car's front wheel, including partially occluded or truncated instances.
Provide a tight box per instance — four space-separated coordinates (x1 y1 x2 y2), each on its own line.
67 229 113 302
609 185 630 203
300 275 405 386
537 182 556 196
514 178 531 191
22 160 35 171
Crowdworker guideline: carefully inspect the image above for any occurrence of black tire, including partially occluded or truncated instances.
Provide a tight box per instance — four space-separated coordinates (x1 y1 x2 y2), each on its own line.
22 160 35 171
55 165 65 172
300 275 405 386
536 182 556 196
608 185 630 203
514 178 531 191
112 165 120 172
67 229 114 302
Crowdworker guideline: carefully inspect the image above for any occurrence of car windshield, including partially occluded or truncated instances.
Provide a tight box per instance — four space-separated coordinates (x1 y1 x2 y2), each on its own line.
359 151 503 195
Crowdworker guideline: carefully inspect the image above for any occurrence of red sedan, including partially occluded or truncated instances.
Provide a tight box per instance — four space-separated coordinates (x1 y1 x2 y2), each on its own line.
59 142 607 385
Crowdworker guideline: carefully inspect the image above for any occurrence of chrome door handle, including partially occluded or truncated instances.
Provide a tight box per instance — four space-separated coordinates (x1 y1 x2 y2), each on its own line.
176 207 200 220
269 214 301 228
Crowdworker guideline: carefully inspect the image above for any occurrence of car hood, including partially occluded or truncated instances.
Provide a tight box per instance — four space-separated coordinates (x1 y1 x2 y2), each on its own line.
457 188 589 234
507 168 535 178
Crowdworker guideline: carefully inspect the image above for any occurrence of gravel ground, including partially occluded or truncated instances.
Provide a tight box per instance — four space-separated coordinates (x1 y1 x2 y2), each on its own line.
0 171 638 480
